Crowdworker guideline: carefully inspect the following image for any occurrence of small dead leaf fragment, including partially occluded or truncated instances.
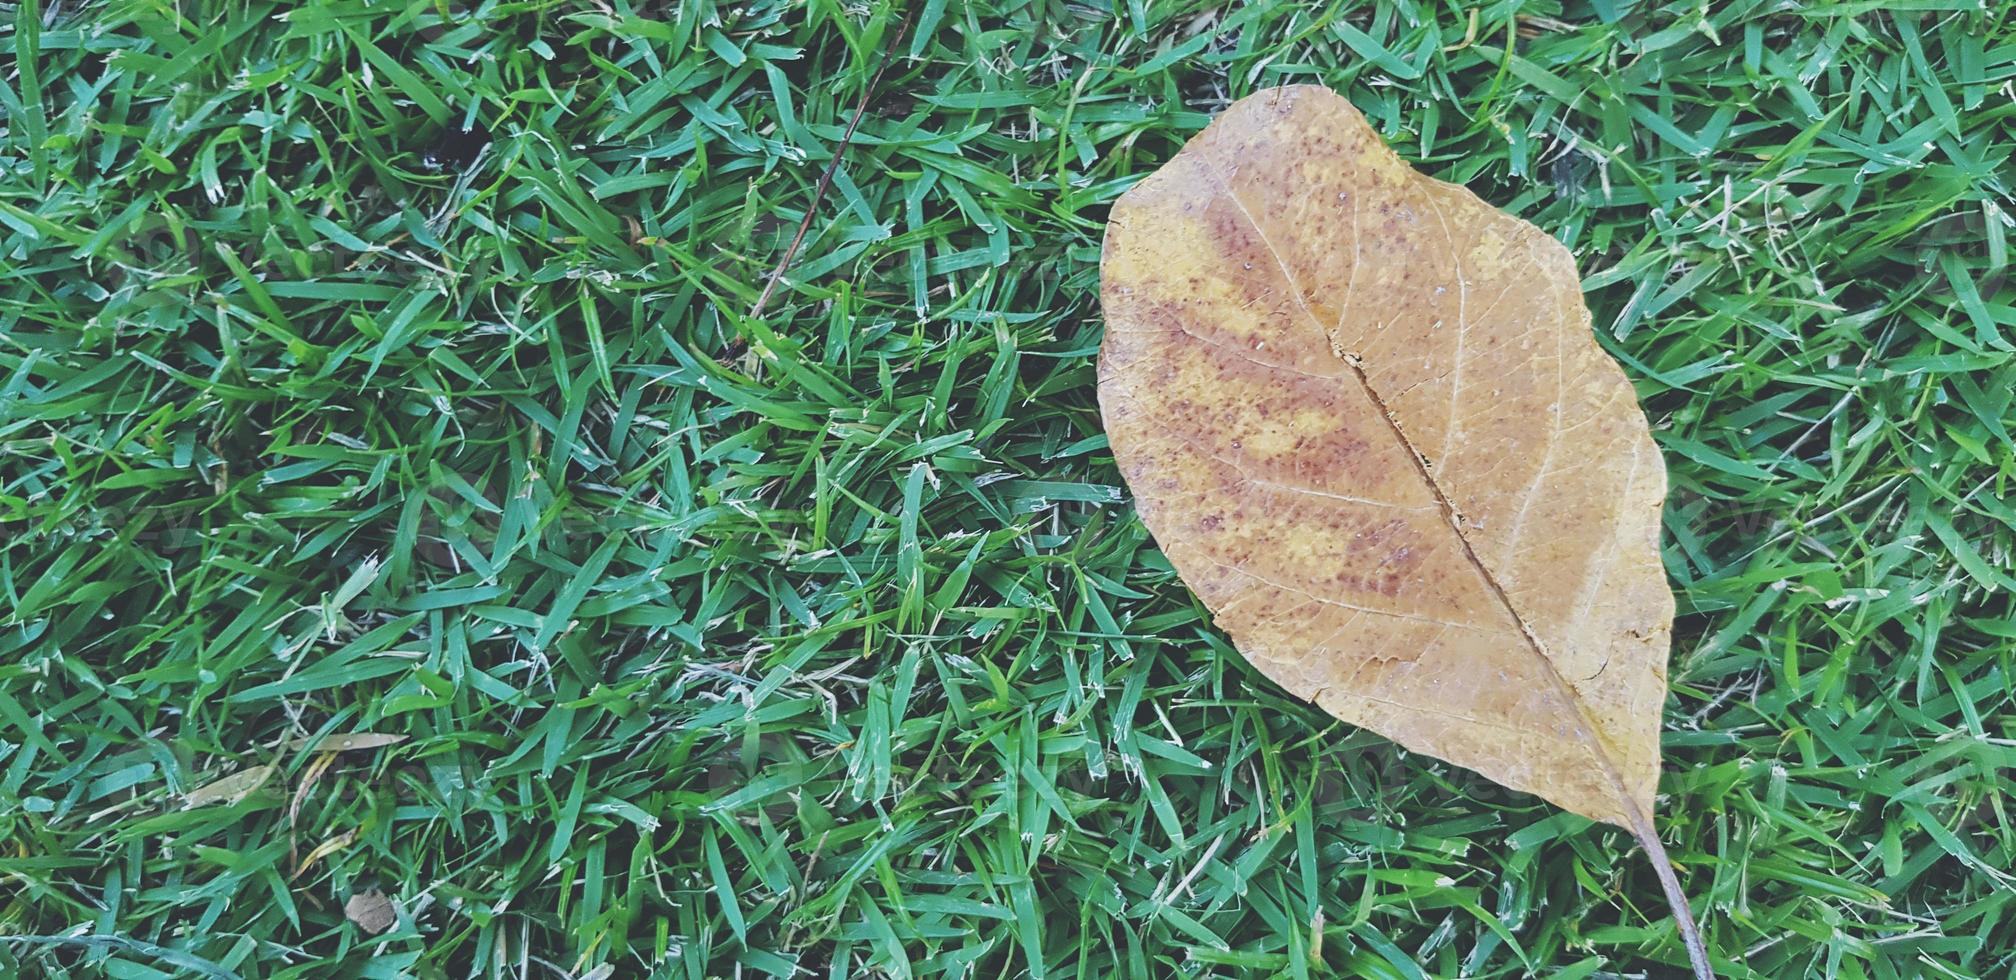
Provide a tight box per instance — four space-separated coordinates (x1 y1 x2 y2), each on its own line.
290 827 358 881
289 751 341 829
283 732 409 752
183 765 274 809
344 890 397 934
1099 85 1708 978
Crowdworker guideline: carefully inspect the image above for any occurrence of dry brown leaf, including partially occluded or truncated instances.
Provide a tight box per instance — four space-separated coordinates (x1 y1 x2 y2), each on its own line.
1099 85 1707 977
344 889 397 935
183 764 274 809
283 732 409 752
290 826 358 881
289 750 341 829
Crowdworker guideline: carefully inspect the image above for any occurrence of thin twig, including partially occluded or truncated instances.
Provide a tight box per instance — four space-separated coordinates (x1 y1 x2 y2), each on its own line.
749 12 914 320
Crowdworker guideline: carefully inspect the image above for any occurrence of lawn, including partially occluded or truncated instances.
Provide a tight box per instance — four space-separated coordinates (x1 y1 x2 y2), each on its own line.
2 1 2013 977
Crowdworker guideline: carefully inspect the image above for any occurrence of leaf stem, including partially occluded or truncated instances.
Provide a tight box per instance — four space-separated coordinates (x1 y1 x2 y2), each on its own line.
1623 804 1713 980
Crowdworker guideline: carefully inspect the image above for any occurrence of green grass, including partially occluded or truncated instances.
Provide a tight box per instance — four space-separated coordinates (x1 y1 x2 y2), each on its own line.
2 0 2013 977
